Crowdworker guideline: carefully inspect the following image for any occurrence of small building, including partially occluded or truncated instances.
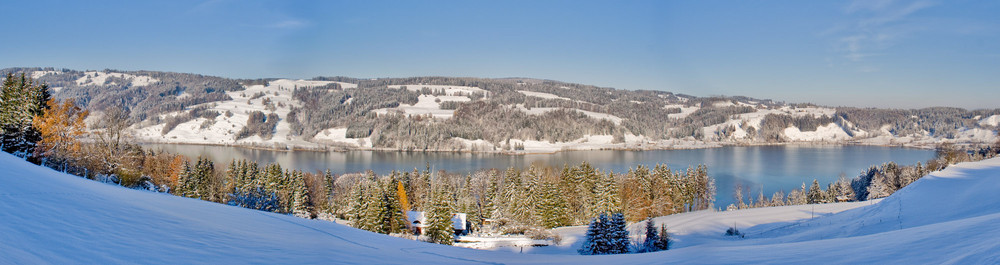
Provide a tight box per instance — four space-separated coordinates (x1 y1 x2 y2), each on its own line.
835 195 854 202
407 211 468 236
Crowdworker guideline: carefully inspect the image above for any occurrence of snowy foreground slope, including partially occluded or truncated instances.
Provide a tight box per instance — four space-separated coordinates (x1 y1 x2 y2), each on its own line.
2 153 1000 264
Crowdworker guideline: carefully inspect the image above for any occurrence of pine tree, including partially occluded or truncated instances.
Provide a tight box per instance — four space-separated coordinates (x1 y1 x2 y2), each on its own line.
578 216 604 255
592 172 620 217
424 187 455 245
657 224 671 251
291 170 312 218
348 180 370 230
807 179 824 204
0 73 50 161
607 212 630 254
638 217 660 253
537 180 569 228
175 160 195 198
378 178 408 234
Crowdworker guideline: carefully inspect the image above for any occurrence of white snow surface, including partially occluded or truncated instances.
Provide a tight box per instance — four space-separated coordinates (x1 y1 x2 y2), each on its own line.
517 90 571 101
132 79 336 149
389 84 485 96
783 123 851 142
514 105 624 125
75 71 159 87
30 70 59 79
373 95 471 119
3 153 1000 263
980 115 1000 127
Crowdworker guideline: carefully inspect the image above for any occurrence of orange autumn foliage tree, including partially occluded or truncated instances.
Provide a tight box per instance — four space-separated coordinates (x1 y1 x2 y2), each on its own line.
32 98 88 169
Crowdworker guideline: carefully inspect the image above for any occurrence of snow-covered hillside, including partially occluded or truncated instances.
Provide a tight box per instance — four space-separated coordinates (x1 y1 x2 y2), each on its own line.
11 68 995 153
133 79 345 149
3 152 1000 263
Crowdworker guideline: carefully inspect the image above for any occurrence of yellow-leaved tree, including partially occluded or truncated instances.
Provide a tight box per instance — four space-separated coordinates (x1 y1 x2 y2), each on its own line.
32 98 88 170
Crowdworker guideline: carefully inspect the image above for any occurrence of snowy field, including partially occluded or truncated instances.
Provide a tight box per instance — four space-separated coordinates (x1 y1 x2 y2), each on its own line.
133 79 352 149
3 151 1000 263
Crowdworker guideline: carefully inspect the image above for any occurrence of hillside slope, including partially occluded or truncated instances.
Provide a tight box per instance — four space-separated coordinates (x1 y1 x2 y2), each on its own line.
5 67 997 153
2 152 1000 264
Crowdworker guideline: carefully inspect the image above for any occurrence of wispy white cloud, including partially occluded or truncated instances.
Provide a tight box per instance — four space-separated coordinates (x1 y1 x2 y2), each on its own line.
830 0 936 65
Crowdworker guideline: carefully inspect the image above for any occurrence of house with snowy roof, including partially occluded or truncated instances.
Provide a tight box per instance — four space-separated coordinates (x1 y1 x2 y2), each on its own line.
406 211 469 236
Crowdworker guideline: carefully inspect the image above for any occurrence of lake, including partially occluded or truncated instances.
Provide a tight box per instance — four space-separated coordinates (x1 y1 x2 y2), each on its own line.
144 144 935 208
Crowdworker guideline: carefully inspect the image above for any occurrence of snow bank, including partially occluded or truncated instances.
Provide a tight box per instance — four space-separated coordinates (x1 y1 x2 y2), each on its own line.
979 115 1000 127
783 123 851 141
312 128 372 148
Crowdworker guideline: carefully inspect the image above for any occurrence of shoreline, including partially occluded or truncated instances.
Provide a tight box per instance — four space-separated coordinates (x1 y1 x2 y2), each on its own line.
135 138 954 155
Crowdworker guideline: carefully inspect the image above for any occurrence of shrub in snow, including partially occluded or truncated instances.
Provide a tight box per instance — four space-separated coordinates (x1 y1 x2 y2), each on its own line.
725 227 744 238
228 187 281 212
525 228 562 245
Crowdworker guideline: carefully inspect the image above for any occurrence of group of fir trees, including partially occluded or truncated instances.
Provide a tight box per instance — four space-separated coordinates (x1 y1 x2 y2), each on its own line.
578 213 630 255
347 172 409 235
345 170 459 245
326 161 713 247
225 159 314 217
0 73 51 161
175 157 217 201
637 217 671 253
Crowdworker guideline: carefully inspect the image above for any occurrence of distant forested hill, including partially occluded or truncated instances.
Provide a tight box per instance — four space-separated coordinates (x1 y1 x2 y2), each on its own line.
3 67 997 152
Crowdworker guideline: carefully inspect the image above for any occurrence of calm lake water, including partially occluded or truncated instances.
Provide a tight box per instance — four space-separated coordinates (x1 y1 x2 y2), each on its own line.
145 144 935 208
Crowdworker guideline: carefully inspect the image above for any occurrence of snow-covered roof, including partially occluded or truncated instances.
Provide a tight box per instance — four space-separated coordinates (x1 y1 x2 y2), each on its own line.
406 211 466 230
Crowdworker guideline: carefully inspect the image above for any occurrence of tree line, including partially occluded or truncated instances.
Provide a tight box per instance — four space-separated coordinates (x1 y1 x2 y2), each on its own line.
728 142 1000 210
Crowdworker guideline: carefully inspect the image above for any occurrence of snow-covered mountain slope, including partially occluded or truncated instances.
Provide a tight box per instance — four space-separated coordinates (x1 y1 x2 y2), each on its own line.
133 79 342 148
3 152 1000 263
8 68 997 153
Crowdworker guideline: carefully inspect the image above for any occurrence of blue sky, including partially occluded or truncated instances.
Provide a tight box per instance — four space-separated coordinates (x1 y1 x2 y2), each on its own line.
2 0 997 109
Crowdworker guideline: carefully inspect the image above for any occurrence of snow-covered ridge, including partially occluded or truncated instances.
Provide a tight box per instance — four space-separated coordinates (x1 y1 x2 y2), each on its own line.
76 71 159 87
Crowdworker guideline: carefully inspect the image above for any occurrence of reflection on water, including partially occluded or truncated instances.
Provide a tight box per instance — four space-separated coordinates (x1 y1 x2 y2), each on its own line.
144 144 934 209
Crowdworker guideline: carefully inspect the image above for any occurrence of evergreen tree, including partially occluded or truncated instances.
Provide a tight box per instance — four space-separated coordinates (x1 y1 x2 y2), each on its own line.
377 178 408 234
348 180 371 230
592 172 620 216
0 73 50 161
638 217 661 253
807 179 824 204
607 212 630 254
537 180 569 228
578 216 605 255
175 160 195 198
657 224 671 251
424 187 455 245
291 170 312 218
